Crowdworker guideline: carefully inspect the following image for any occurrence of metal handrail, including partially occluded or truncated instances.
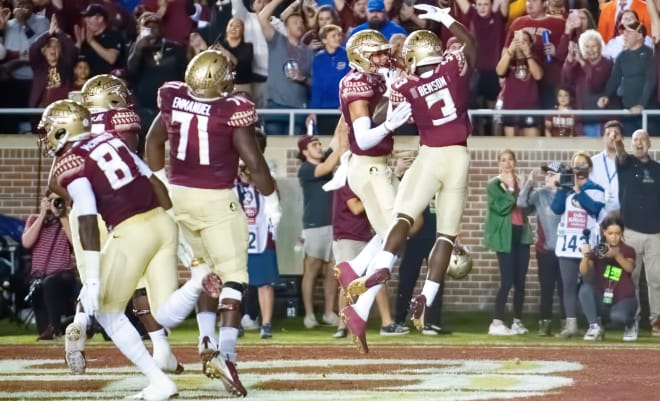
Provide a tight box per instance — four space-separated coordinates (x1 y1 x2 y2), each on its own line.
1 107 657 135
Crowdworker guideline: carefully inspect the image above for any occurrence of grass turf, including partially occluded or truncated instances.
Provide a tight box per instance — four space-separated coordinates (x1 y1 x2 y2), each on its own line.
1 311 658 348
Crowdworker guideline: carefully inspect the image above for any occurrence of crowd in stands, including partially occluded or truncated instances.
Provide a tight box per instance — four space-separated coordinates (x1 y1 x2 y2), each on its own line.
0 0 659 137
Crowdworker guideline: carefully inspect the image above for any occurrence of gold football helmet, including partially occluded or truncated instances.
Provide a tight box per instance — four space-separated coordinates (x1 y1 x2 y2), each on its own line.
346 29 391 73
402 30 444 74
446 244 473 280
37 100 91 157
185 49 235 99
81 74 130 110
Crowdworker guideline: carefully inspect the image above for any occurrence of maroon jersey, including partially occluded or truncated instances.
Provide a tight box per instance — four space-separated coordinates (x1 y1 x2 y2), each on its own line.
339 70 393 156
158 81 258 189
390 52 471 148
332 184 372 242
90 107 141 151
53 132 159 229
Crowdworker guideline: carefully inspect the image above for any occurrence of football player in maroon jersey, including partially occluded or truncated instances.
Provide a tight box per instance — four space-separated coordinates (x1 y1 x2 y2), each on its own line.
145 49 281 397
332 29 412 354
61 75 185 376
38 99 215 400
349 4 477 334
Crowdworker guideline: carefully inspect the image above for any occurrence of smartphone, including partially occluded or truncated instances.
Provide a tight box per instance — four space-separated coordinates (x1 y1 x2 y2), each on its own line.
514 30 523 40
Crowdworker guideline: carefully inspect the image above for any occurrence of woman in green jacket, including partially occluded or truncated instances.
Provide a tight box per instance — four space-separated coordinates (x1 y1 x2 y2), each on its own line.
484 149 532 335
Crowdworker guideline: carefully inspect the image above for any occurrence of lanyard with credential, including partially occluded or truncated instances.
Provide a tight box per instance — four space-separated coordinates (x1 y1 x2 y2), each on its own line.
603 154 617 184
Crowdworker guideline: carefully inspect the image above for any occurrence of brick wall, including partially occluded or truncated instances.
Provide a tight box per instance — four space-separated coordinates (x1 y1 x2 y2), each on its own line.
2 135 655 316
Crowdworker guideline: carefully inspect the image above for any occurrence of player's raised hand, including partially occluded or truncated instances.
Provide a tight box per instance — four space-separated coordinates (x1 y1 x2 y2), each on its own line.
414 4 451 22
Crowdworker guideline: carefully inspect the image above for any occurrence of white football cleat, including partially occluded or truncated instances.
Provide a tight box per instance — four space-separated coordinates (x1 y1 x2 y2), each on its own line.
64 321 87 374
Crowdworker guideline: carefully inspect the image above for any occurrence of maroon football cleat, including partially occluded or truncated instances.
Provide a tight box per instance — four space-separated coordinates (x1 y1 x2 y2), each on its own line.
341 305 369 354
346 268 390 299
334 261 359 291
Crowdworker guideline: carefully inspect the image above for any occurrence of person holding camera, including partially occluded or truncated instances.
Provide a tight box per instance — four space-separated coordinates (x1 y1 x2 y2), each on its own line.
21 190 76 340
551 151 606 338
579 214 637 341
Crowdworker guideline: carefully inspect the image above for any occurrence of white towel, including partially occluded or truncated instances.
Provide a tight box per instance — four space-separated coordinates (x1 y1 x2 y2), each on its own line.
322 151 351 192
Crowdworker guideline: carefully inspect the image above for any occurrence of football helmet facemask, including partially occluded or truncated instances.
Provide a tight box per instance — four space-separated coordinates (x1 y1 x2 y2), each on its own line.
346 29 391 74
402 30 444 74
446 244 473 280
38 100 91 157
81 74 130 110
185 49 235 99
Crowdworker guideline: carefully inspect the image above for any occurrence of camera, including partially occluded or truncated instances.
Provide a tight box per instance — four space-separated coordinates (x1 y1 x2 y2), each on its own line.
591 243 610 258
557 164 590 189
52 197 65 210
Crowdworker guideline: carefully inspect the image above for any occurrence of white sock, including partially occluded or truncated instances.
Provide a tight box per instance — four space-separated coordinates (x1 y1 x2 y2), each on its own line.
148 328 170 359
365 251 395 276
353 284 381 321
73 311 88 329
219 326 239 363
421 281 440 307
96 312 158 376
153 280 201 328
349 234 382 276
196 311 217 343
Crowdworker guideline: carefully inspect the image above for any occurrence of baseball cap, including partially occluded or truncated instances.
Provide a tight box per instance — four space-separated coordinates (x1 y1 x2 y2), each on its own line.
81 3 108 19
619 21 647 37
367 0 385 12
297 135 319 160
541 161 563 173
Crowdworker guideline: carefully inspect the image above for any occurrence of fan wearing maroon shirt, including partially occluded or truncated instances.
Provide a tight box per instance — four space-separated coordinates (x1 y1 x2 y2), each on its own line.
505 0 566 109
145 50 280 397
346 4 476 344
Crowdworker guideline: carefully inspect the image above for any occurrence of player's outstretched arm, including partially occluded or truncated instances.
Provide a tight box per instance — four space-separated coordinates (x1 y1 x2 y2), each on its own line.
415 4 477 67
145 112 168 173
234 125 276 196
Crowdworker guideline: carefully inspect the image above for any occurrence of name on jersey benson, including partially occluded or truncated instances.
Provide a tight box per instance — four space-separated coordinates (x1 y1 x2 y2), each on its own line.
173 96 212 116
417 76 448 96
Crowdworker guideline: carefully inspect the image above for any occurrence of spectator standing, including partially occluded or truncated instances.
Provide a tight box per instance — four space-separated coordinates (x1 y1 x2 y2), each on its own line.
613 129 660 336
456 0 508 136
484 149 532 336
219 17 254 96
544 87 581 137
126 13 186 153
560 29 612 138
505 0 566 109
579 214 638 341
556 8 596 61
349 0 406 40
141 0 195 45
597 0 651 45
29 16 78 107
309 24 350 134
301 4 342 51
589 120 623 215
186 29 208 60
1 0 49 133
496 29 543 137
259 0 313 135
230 0 269 108
297 135 344 329
602 9 654 60
336 0 367 34
597 21 656 136
551 151 605 338
75 3 125 76
517 161 564 336
21 191 76 340
71 57 90 91
235 131 279 340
